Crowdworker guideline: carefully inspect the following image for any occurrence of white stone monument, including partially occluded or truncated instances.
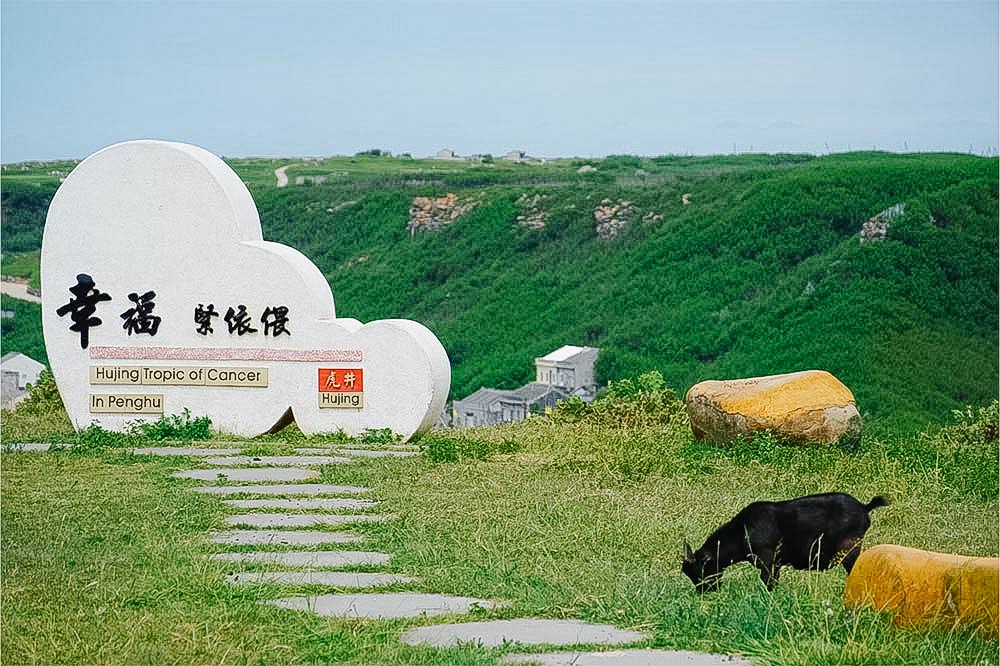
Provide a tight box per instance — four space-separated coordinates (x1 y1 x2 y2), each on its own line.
41 140 450 439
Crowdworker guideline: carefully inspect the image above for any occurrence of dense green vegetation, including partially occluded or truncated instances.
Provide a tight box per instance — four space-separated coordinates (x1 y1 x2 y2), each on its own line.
0 295 46 366
2 379 997 665
0 177 59 253
2 152 997 431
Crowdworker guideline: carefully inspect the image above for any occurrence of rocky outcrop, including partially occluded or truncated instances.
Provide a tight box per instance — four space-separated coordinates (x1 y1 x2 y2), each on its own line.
860 202 905 243
684 370 861 446
515 193 548 229
407 193 478 235
594 198 637 239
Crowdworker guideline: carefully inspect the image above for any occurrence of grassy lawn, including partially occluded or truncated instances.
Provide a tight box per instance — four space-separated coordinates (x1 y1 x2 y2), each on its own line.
2 383 997 665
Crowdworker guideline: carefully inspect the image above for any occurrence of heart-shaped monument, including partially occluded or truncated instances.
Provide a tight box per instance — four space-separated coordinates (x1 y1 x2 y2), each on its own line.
41 140 450 439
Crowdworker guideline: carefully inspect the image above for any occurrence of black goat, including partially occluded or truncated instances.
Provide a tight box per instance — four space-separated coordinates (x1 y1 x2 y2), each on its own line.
682 492 888 592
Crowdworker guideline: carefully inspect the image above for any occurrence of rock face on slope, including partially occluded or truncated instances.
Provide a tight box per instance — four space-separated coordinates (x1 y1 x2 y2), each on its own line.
594 198 637 239
407 193 477 235
684 370 862 446
515 193 549 229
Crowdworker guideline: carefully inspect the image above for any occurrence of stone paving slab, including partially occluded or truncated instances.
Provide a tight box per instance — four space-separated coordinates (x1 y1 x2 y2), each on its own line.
204 455 351 466
268 592 502 618
222 498 378 511
174 468 319 482
292 446 419 455
501 650 750 666
225 513 394 528
338 449 419 458
131 446 242 456
2 442 54 452
209 530 365 545
212 550 391 567
400 619 649 649
226 571 416 587
193 483 370 496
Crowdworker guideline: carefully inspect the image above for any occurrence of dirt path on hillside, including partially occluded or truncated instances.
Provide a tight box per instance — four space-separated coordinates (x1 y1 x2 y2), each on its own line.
0 279 41 303
275 164 297 188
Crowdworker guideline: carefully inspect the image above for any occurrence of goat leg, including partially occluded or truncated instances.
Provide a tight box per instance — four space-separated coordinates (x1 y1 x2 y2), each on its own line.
752 549 781 590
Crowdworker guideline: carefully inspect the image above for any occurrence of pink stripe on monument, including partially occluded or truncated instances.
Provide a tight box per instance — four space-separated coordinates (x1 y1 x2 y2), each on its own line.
89 346 363 362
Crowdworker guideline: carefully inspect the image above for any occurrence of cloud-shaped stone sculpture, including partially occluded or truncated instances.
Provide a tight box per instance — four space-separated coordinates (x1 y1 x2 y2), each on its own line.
41 140 449 439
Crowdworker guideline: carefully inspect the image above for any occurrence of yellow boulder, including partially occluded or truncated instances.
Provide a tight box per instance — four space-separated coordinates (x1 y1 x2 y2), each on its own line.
684 370 861 445
844 544 999 637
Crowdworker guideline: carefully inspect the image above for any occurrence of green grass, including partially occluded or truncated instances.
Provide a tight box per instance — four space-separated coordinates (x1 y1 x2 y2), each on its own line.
0 250 41 288
2 382 997 665
0 294 46 365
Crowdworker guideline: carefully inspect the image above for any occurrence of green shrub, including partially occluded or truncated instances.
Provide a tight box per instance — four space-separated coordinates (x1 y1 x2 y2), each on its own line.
358 427 401 446
931 401 999 449
13 370 63 415
127 409 213 441
919 400 999 501
419 430 519 463
74 422 136 452
550 371 687 429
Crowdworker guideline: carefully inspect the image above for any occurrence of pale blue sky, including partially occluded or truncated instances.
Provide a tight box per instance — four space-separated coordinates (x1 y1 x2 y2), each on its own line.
2 1 997 161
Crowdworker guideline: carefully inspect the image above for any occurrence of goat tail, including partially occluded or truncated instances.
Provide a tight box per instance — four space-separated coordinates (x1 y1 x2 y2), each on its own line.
865 496 889 512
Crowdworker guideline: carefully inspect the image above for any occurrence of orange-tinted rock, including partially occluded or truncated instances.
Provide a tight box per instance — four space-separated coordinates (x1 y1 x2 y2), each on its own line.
844 544 999 637
684 370 861 445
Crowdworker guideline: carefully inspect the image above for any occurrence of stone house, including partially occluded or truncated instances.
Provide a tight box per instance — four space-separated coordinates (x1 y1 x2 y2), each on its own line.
452 383 569 428
452 345 599 428
435 148 457 159
534 345 599 395
1 352 45 409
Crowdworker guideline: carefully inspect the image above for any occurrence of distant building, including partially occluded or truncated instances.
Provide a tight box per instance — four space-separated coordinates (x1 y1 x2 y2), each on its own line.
1 371 19 409
452 345 599 428
435 148 457 159
534 345 599 395
0 352 45 409
452 383 569 428
504 150 527 162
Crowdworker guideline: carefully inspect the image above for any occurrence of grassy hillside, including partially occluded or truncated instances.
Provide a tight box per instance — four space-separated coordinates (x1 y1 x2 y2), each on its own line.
2 152 997 431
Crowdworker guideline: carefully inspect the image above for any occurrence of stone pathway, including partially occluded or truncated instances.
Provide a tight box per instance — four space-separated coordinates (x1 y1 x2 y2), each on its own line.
209 530 364 545
193 483 368 495
502 651 751 665
132 446 242 456
268 592 502 618
401 619 648 648
2 442 54 452
173 468 319 482
222 498 378 510
338 448 419 459
224 513 393 528
204 455 351 466
212 550 391 567
228 571 416 587
143 442 749 663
